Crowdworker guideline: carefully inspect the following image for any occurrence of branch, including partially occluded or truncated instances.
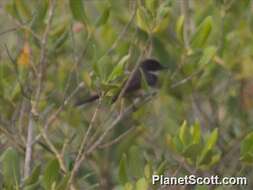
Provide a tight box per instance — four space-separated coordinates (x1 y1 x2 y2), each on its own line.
98 126 135 149
24 0 56 179
180 0 191 48
23 113 34 178
67 99 101 188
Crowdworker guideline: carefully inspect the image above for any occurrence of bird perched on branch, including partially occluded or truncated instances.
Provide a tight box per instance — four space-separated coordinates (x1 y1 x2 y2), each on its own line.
75 58 164 106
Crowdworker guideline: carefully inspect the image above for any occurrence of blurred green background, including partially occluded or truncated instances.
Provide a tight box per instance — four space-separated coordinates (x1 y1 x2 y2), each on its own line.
0 0 253 189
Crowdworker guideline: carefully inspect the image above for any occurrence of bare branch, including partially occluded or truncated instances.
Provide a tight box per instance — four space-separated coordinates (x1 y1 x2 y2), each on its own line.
67 99 101 188
24 0 56 179
23 114 34 178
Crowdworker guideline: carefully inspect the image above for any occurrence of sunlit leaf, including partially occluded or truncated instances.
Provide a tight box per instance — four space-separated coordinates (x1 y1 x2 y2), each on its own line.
179 120 191 145
240 132 253 163
83 70 92 88
136 178 148 190
136 7 152 33
145 0 159 15
176 15 185 43
199 46 217 66
144 162 152 179
107 54 130 82
190 16 213 48
205 128 218 150
152 4 170 33
124 183 133 190
191 122 201 144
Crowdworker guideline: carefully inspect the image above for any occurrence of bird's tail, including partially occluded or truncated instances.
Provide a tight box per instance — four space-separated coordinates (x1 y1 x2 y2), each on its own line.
75 94 99 106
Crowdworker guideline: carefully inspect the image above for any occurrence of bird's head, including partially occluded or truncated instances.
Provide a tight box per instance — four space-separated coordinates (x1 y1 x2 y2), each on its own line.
140 58 164 72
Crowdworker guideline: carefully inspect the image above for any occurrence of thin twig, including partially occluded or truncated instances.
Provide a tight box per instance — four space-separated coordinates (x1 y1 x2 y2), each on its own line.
87 92 156 155
98 126 135 149
44 82 85 130
34 0 56 109
0 26 19 36
39 126 67 173
67 99 101 188
67 92 156 189
3 15 41 43
32 81 84 146
170 70 201 88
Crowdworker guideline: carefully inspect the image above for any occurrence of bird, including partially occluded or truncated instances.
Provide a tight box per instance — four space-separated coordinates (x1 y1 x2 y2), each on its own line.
75 58 164 106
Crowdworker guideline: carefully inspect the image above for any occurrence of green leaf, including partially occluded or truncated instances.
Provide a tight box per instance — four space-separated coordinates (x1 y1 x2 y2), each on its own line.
240 153 253 163
136 7 152 33
156 160 167 175
1 147 20 189
53 30 69 50
56 174 70 190
31 0 48 30
107 54 130 82
95 6 111 27
124 183 133 190
209 153 221 167
135 178 148 190
205 128 218 150
41 158 61 190
176 15 185 43
197 128 218 166
69 0 87 23
172 135 184 153
145 0 159 15
119 154 128 185
198 46 217 66
183 143 202 161
5 1 20 20
144 162 152 179
191 122 201 144
165 134 175 150
240 132 253 163
14 0 32 21
152 4 170 33
24 164 41 186
197 149 214 166
129 146 143 178
82 70 92 88
179 120 191 145
190 16 213 49
24 181 40 190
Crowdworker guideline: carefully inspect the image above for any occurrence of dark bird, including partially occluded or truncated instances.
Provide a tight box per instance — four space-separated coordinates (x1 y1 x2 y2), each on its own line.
75 58 164 106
